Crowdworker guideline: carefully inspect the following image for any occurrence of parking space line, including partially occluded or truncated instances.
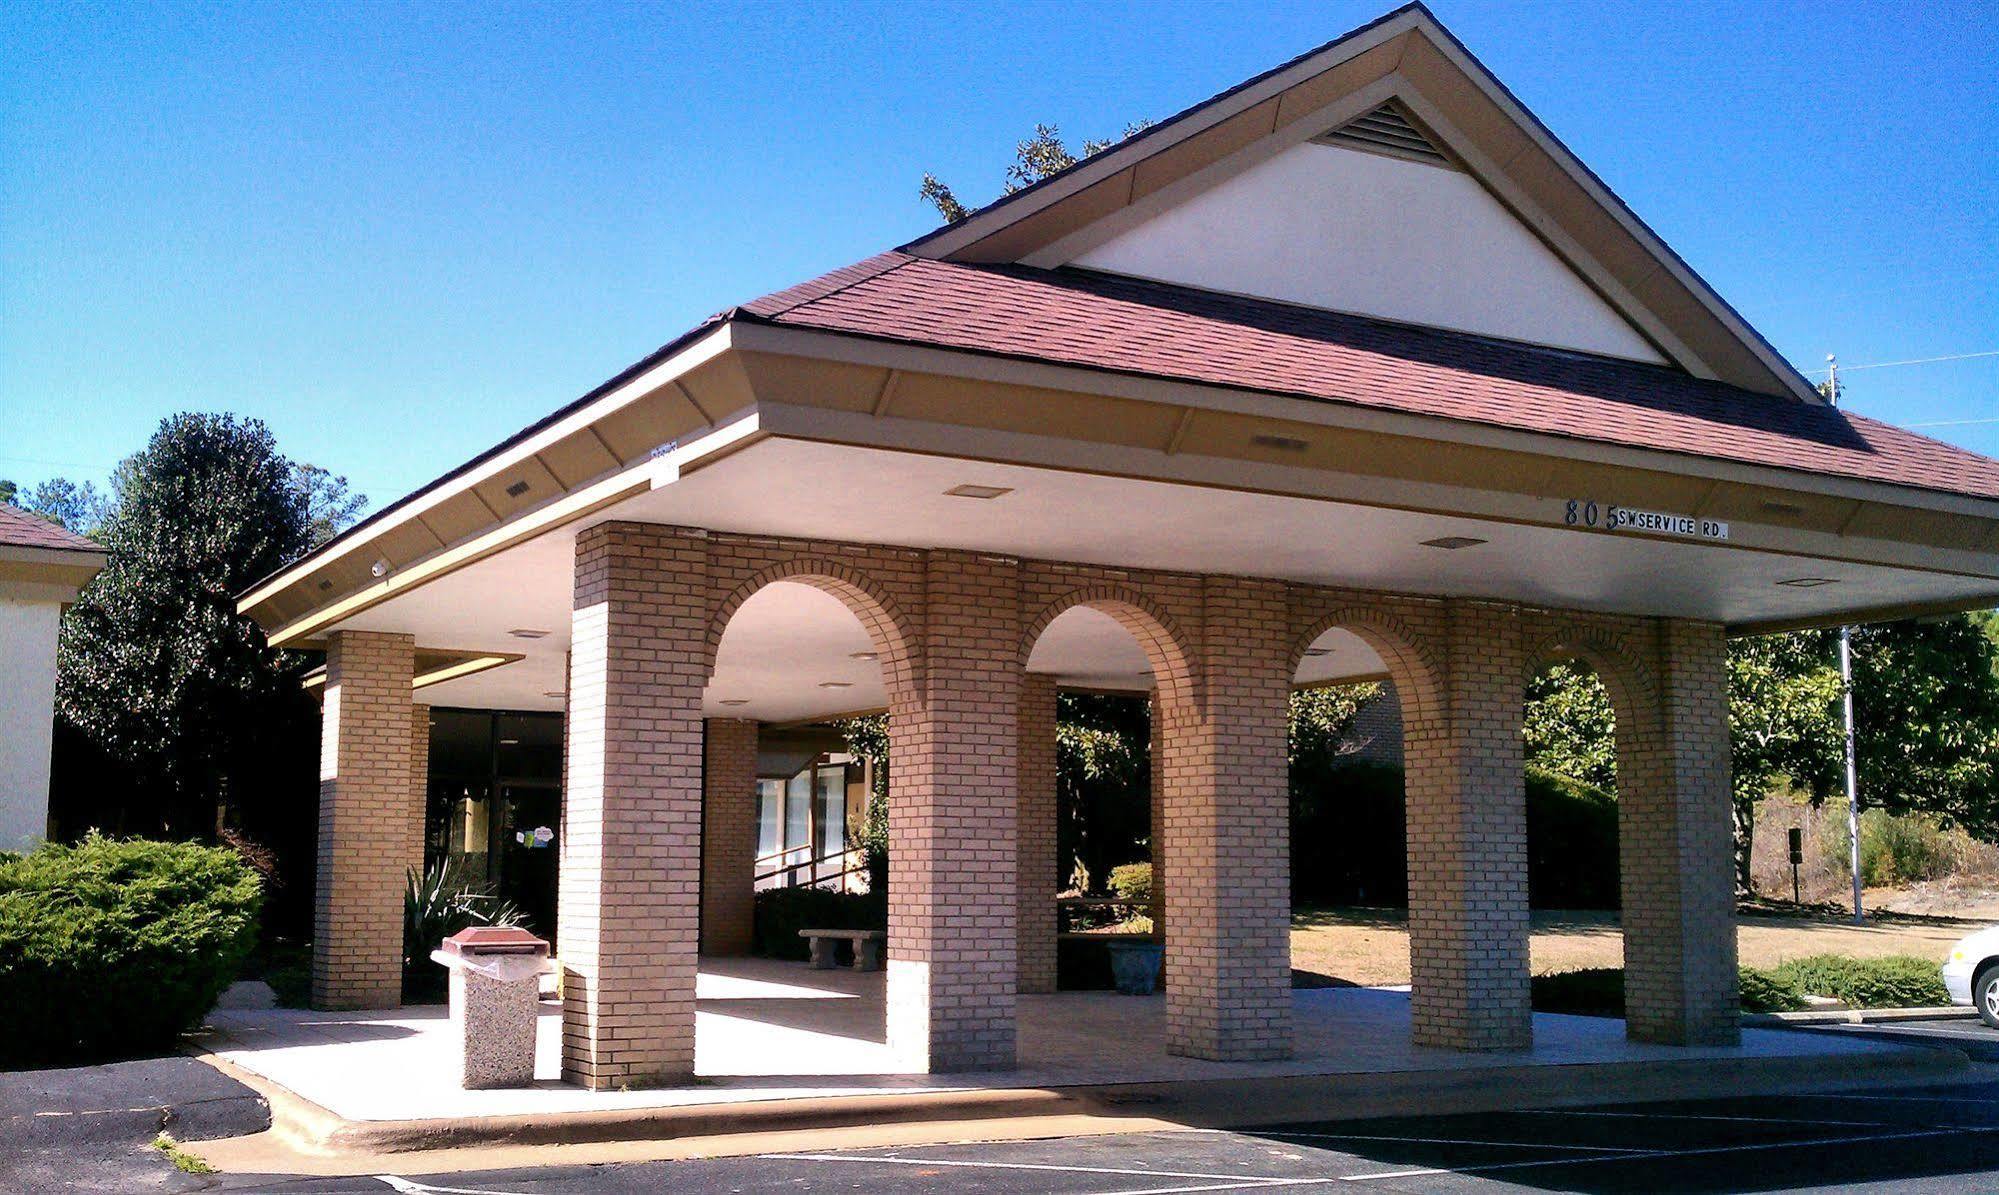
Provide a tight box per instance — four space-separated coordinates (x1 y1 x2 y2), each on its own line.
1336 1124 1994 1184
1267 1130 1651 1153
1517 1108 1890 1128
763 1152 1329 1187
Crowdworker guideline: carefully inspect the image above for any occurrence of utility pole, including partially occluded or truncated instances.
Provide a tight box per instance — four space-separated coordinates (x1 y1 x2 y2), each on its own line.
1828 354 1864 924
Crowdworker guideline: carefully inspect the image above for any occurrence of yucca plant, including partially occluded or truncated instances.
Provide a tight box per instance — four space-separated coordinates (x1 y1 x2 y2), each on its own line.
402 860 525 999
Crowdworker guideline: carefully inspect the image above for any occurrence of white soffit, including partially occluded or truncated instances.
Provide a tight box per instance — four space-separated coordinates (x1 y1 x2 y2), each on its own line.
343 436 1999 717
1069 141 1667 364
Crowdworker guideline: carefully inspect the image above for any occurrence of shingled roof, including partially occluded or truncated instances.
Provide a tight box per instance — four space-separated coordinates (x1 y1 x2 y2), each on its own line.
736 252 1999 504
0 503 104 554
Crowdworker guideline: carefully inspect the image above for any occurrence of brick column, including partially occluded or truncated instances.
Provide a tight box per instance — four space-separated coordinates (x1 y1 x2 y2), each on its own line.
1621 620 1739 1045
1016 672 1058 994
312 630 418 1010
1166 577 1292 1061
888 551 1020 1071
559 523 709 1089
701 718 760 956
1149 697 1165 942
411 702 430 852
1405 601 1531 1050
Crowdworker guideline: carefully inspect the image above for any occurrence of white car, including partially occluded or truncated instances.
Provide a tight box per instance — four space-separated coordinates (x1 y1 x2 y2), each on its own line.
1943 925 1999 1026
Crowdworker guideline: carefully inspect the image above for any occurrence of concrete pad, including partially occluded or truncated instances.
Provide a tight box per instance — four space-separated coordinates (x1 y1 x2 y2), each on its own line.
186 957 1963 1160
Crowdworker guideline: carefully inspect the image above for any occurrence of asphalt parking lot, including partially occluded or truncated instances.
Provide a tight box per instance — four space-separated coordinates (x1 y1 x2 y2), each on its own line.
216 1071 1999 1194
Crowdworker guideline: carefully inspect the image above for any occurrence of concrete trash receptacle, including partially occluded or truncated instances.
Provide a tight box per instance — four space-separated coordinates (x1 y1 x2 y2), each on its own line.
431 926 551 1089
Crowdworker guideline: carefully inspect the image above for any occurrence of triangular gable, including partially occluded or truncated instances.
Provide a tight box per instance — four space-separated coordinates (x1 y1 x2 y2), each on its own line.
901 3 1818 403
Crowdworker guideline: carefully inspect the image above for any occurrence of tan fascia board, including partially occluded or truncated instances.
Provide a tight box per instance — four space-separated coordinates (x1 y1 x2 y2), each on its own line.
237 322 736 617
730 322 1999 526
905 12 1425 261
1730 593 1999 638
254 414 767 648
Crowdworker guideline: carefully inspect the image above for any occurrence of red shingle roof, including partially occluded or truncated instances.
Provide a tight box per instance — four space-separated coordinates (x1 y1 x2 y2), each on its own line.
0 503 103 553
740 253 1999 504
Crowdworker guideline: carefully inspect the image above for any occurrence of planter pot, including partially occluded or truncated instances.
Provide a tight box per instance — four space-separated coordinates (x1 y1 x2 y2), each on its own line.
1107 941 1165 995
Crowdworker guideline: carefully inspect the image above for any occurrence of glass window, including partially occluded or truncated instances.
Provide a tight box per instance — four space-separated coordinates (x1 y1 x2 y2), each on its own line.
757 779 782 858
785 771 813 853
817 766 845 859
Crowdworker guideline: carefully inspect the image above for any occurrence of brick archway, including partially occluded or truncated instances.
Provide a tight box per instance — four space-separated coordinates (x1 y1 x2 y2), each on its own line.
706 555 920 711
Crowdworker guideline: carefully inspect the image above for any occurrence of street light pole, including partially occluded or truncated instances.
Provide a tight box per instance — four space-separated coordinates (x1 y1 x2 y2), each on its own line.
1840 623 1862 924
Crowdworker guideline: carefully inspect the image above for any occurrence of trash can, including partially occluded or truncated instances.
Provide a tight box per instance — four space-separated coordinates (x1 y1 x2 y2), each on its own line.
431 926 551 1089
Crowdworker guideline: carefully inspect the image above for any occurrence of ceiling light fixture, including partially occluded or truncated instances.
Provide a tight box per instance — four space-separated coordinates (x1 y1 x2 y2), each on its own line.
817 681 854 689
543 690 565 699
945 484 1012 500
508 628 552 640
1420 536 1487 550
849 651 879 661
499 738 519 746
1303 647 1335 657
1776 577 1839 588
720 698 750 707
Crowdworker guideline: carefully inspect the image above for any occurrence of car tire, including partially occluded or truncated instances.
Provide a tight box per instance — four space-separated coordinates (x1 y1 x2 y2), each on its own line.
1977 967 1999 1029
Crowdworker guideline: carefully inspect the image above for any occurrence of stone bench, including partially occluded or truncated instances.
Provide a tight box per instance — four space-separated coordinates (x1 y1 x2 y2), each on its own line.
799 928 885 971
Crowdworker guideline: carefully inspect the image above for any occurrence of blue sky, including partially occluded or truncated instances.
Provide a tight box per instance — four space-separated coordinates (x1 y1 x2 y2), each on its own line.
3 1 1994 512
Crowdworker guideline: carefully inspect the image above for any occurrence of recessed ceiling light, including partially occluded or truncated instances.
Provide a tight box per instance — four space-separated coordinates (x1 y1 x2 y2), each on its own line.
849 651 879 661
509 628 552 639
1776 577 1839 588
945 484 1012 499
499 738 519 746
720 698 750 707
1303 647 1335 657
370 557 391 578
818 681 854 689
543 690 565 699
1420 536 1487 550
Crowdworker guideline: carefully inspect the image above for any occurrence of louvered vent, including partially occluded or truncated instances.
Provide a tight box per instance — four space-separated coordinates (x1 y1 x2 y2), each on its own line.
1316 102 1454 168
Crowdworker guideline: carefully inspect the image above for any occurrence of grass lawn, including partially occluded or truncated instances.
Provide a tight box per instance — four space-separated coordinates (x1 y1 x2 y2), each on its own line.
1289 903 1980 987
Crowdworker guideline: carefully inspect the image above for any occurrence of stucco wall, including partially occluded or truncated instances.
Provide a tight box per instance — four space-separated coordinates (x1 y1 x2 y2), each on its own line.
0 597 61 851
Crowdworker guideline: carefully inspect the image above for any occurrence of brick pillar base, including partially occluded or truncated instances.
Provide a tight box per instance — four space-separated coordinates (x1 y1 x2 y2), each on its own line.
1017 673 1058 994
1166 578 1291 1061
888 551 1020 1071
559 523 708 1089
312 630 418 1011
1406 601 1531 1050
702 718 760 956
1622 620 1740 1045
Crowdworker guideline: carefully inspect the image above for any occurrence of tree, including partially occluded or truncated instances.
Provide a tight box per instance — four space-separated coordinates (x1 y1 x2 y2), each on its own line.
1727 630 1843 892
55 413 319 834
921 121 1152 223
1523 662 1617 793
3 476 111 536
290 462 368 546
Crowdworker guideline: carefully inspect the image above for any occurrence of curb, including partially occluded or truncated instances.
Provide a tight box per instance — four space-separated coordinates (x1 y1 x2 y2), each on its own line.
190 1038 1966 1160
1746 1006 1975 1027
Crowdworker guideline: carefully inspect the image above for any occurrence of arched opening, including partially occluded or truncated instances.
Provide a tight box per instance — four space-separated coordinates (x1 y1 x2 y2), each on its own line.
695 573 911 1075
1019 594 1195 998
1288 625 1412 992
1522 649 1628 1018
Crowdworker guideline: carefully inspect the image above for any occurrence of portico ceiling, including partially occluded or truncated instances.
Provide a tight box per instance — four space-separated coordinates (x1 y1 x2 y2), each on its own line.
335 433 1999 719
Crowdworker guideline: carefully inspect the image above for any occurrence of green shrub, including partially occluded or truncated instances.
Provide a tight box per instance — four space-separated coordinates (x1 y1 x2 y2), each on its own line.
1108 862 1152 905
1531 966 1812 1017
753 886 886 960
1821 807 1954 887
0 835 262 1066
403 861 525 1001
1530 967 1624 1016
1774 954 1949 1008
1739 965 1808 1012
1524 767 1620 909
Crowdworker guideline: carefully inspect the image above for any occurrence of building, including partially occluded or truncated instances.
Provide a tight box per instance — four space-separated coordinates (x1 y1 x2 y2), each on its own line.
238 5 1999 1089
0 505 106 851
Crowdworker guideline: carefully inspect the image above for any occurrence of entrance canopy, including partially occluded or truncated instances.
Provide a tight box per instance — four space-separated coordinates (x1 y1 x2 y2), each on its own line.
237 3 1999 721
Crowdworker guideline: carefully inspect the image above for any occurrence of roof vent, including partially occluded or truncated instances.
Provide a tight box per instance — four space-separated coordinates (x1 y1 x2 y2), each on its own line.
1316 102 1453 169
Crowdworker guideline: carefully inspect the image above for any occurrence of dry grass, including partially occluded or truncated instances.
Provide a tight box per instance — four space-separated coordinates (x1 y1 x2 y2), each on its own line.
1289 903 1984 988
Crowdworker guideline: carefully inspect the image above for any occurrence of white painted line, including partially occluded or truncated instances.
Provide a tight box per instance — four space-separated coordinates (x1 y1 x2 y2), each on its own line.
1517 1108 1890 1128
375 1177 522 1195
764 1152 1320 1186
1811 1092 1999 1104
1267 1130 1650 1153
1096 1182 1334 1195
1336 1125 1994 1184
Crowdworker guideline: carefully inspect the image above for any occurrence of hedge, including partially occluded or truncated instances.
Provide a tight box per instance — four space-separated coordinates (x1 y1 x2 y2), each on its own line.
1773 954 1949 1009
1529 965 1808 1017
752 886 885 961
0 835 262 1067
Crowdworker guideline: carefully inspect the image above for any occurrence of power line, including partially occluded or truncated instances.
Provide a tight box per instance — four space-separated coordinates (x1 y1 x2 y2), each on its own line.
1802 349 1999 378
1901 416 1999 430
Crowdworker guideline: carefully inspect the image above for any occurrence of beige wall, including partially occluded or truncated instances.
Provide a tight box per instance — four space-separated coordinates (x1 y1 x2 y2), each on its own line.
0 597 61 851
